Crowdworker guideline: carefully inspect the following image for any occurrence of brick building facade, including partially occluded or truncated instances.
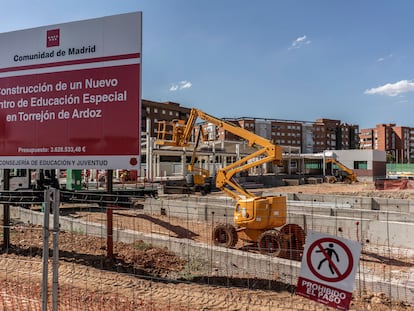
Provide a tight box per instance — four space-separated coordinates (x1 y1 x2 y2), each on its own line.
359 123 414 163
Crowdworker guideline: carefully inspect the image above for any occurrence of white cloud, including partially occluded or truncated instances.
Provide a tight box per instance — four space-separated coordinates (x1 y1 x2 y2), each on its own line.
377 54 393 62
364 80 414 97
289 35 311 49
169 85 179 91
180 81 192 89
169 80 192 91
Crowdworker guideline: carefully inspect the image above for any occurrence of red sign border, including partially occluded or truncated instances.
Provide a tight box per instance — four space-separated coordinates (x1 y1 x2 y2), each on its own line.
306 237 353 282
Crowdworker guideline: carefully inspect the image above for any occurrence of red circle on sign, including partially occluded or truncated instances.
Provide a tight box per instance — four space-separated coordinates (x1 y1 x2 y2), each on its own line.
306 237 353 282
130 157 138 166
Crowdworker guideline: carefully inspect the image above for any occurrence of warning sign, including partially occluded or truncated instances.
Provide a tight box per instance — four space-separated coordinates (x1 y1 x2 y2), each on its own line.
296 231 361 311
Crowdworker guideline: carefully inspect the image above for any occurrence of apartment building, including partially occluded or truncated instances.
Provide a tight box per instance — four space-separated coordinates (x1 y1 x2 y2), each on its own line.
359 123 414 163
141 100 359 153
313 119 359 153
219 117 358 153
209 117 303 150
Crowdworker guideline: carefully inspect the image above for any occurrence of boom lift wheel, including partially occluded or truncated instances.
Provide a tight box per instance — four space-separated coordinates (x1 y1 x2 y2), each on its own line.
279 224 306 260
212 223 238 248
258 230 282 256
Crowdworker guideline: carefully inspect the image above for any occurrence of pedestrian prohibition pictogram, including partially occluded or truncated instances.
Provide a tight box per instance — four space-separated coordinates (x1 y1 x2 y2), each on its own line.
296 231 362 311
307 237 353 282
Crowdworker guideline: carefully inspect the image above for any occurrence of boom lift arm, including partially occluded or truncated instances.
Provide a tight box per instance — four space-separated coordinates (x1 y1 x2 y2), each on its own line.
157 108 283 200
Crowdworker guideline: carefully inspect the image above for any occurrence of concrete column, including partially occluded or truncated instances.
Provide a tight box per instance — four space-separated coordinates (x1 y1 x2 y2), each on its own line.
146 118 151 180
149 137 155 181
181 152 186 176
155 153 160 178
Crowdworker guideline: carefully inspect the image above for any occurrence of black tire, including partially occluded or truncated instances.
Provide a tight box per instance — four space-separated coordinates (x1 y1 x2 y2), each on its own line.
280 224 306 260
258 230 282 256
212 223 238 248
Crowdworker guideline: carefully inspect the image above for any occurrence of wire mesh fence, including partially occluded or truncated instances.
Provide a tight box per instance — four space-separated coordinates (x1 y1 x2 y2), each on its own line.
0 188 412 310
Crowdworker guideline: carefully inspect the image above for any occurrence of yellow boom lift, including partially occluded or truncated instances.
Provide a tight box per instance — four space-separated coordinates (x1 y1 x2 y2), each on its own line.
325 158 358 184
156 108 305 259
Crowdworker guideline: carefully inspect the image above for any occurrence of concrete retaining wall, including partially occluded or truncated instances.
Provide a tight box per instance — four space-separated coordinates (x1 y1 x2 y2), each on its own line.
266 191 414 213
145 196 414 249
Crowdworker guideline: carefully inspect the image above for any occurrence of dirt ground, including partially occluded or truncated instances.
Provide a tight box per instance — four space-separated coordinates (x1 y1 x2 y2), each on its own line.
1 181 413 310
271 180 414 199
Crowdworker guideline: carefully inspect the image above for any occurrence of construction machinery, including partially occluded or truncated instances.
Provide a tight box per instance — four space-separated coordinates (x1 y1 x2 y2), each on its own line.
156 108 306 259
157 120 212 195
325 158 358 184
185 125 212 195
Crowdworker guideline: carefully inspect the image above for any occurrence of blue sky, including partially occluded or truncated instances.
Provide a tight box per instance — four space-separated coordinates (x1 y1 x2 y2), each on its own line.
2 0 414 129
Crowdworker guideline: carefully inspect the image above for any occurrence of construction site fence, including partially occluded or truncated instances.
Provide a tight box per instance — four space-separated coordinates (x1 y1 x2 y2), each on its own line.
0 189 412 310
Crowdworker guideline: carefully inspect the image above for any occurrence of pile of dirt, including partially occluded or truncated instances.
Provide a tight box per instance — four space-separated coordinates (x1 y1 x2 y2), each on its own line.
8 224 185 279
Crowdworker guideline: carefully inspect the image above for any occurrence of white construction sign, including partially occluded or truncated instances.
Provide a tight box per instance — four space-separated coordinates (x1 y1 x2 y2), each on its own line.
0 12 142 169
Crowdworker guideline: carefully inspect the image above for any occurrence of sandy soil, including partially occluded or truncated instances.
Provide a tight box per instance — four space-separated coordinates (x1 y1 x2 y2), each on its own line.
272 181 414 199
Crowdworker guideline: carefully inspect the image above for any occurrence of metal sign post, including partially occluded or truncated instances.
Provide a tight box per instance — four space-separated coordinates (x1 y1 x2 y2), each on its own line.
2 169 10 252
52 188 60 311
41 189 51 311
41 187 60 311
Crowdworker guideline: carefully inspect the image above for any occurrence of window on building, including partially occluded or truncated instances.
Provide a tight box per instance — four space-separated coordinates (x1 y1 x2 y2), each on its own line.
354 161 367 169
154 108 158 113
